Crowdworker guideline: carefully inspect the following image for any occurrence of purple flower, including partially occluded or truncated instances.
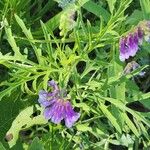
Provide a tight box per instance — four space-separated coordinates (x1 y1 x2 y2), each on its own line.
119 34 138 61
38 80 80 128
119 27 144 61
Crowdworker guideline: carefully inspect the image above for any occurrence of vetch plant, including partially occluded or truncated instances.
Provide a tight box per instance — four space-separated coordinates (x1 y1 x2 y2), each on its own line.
0 0 150 149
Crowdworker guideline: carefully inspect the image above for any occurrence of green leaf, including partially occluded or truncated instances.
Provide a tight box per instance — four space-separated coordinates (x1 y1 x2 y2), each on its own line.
14 14 41 64
82 1 110 22
4 19 23 58
0 142 6 150
140 97 150 109
28 137 45 150
132 92 150 102
75 103 90 112
76 124 91 132
97 95 150 129
34 13 61 36
126 10 143 25
140 0 150 19
99 103 122 134
0 91 24 141
106 0 116 14
0 80 23 101
40 21 53 60
122 113 140 137
6 105 47 148
43 71 51 91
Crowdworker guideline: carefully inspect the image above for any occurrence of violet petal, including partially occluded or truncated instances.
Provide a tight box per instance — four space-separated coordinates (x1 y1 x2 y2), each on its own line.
51 104 65 124
64 101 80 128
119 37 130 61
38 90 55 107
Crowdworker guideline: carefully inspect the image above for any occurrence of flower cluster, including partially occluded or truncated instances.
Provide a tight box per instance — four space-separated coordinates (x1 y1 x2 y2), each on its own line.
38 80 80 128
59 7 76 36
119 20 150 61
119 27 143 61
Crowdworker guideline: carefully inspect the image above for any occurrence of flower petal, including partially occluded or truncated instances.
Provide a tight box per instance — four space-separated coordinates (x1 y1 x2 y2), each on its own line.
38 90 56 107
65 112 80 128
44 103 58 120
64 101 80 128
119 33 139 61
44 99 65 124
51 104 65 124
128 34 138 57
119 37 130 61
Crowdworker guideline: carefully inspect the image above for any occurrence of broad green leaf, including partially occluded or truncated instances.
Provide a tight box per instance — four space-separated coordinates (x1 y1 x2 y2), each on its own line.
34 13 61 36
126 10 143 25
77 0 90 6
28 137 45 150
0 142 6 150
82 1 110 22
0 90 30 148
99 103 122 134
97 95 150 129
122 113 140 137
6 105 47 148
140 0 150 19
139 97 150 109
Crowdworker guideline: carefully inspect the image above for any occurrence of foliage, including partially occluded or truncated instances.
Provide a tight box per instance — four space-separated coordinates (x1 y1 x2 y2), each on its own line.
0 0 150 149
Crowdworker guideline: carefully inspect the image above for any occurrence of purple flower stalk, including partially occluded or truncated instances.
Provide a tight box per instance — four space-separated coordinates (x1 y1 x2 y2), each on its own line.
38 80 80 128
119 27 144 61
